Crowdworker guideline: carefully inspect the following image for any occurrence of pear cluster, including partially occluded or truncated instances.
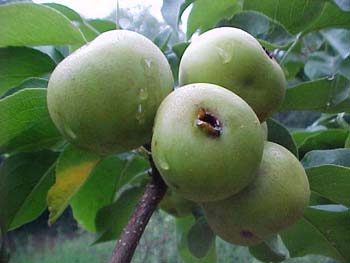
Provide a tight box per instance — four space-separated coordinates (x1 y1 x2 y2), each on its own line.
152 27 310 246
47 27 310 247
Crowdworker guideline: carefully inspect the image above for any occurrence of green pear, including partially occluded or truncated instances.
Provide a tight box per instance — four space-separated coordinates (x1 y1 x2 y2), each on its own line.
159 189 198 217
152 83 264 202
202 142 310 246
179 27 286 122
47 30 174 155
261 122 268 141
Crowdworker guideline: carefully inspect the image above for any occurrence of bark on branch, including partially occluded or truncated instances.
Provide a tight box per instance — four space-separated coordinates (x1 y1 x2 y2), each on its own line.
108 156 167 263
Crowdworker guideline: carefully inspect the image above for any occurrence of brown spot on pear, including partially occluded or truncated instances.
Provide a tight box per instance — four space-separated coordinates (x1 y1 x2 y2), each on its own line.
152 83 264 202
202 142 310 246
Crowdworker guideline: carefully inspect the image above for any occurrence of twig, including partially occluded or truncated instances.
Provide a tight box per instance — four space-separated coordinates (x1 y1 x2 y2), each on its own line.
108 156 167 263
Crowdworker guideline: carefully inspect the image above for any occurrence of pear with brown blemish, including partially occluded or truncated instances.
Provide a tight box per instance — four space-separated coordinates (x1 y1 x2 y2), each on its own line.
151 83 264 202
202 142 310 246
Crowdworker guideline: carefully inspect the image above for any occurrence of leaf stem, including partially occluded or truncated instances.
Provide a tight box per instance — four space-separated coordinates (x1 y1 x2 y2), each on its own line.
108 155 167 263
280 32 302 66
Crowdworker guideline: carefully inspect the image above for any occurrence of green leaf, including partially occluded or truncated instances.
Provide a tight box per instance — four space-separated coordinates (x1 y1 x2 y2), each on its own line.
153 27 173 52
302 148 350 168
266 118 298 158
115 154 149 189
94 186 144 243
294 129 348 157
176 216 217 263
0 47 55 95
44 3 82 24
0 151 58 231
340 58 350 81
91 154 149 241
281 207 350 262
293 131 314 146
306 165 350 206
172 42 190 60
87 19 117 33
178 0 195 25
282 54 304 79
322 29 350 59
249 235 289 263
281 76 350 113
167 52 180 83
302 31 325 51
187 217 215 258
47 144 101 225
305 2 350 33
308 113 349 130
35 46 66 64
304 52 341 80
345 132 350 148
71 156 135 232
0 88 63 154
223 11 295 48
243 0 325 34
169 42 190 83
1 77 48 99
44 3 99 42
245 1 350 34
309 192 333 206
0 2 86 47
186 0 243 38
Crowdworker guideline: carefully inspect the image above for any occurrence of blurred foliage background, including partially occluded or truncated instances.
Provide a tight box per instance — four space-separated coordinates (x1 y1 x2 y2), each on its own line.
1 0 350 262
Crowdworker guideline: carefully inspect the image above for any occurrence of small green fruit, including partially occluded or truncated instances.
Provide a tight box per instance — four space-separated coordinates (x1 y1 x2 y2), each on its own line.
179 27 286 122
203 142 310 246
159 190 198 217
152 83 264 202
47 30 174 155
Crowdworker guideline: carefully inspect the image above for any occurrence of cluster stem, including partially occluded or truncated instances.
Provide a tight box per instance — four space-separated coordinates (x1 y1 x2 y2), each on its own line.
108 155 167 263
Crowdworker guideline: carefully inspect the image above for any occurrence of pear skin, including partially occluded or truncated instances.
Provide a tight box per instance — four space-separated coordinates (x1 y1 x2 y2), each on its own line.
160 190 198 217
203 142 310 246
179 27 286 122
152 83 264 202
48 30 174 155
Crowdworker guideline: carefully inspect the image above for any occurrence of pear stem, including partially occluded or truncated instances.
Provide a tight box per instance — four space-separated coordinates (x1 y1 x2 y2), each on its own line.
108 153 167 263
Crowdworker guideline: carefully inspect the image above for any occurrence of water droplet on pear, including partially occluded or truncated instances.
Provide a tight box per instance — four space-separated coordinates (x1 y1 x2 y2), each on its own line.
139 88 148 100
216 42 234 64
135 104 145 124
